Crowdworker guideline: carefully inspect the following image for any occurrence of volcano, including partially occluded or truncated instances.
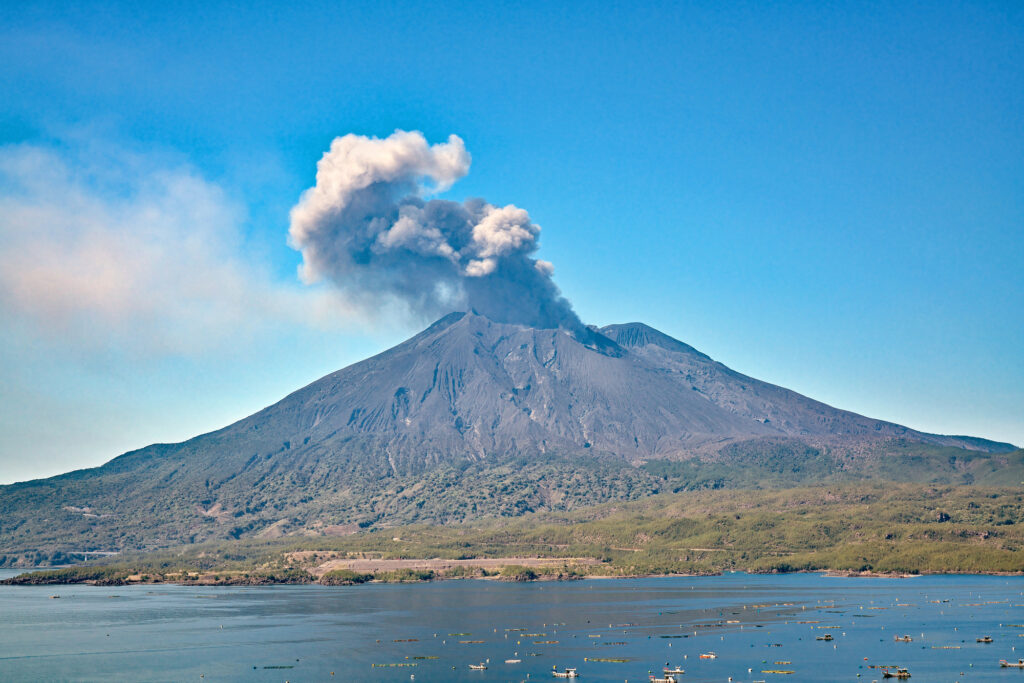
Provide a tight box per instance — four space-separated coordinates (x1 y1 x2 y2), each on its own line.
0 311 1015 561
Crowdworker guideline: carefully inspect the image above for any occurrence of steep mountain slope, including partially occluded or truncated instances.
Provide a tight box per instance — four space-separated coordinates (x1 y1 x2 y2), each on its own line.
600 322 991 450
93 311 1012 479
0 312 1015 562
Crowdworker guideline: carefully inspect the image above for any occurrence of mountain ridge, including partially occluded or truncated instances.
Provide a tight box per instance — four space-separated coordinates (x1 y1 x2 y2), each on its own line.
95 311 1015 476
0 311 1016 562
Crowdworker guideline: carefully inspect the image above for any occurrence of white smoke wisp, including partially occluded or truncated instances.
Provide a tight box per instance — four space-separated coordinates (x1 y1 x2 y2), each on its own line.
0 143 357 355
288 130 582 330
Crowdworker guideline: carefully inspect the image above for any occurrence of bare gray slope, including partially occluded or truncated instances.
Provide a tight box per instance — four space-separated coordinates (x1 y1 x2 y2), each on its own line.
265 311 781 464
124 311 778 479
73 312 1015 492
600 322 1008 451
30 312 1022 483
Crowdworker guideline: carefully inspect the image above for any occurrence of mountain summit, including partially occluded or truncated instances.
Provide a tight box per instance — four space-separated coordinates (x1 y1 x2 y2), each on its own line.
213 310 1004 462
0 312 1015 561
110 310 999 475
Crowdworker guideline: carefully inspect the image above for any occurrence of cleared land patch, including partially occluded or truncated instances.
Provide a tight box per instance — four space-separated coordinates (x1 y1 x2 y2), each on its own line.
312 556 601 576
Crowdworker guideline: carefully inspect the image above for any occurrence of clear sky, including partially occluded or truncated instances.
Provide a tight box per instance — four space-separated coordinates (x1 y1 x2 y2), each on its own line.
1 1 1021 484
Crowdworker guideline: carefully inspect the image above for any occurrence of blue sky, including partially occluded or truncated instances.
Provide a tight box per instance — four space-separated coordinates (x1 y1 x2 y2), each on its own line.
1 0 1021 483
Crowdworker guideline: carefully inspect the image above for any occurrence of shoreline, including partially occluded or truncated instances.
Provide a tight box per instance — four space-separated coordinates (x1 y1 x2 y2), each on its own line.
3 564 1022 587
821 570 922 579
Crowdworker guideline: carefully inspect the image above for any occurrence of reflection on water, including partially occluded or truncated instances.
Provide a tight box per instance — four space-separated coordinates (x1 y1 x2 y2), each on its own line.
1 572 1022 681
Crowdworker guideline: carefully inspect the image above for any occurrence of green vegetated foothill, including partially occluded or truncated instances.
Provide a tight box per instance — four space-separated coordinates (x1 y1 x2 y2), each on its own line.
3 440 1021 569
5 482 1021 585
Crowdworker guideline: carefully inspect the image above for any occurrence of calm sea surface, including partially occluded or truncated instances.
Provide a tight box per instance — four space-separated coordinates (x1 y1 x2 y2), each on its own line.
1 570 1022 682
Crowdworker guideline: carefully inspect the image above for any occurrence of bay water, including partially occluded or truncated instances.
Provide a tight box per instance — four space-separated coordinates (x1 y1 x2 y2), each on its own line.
1 571 1022 682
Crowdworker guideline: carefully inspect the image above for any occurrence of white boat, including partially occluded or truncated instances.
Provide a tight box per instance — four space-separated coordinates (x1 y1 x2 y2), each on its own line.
553 667 579 678
1001 659 1024 669
650 676 679 683
505 658 522 663
469 663 487 670
663 666 685 674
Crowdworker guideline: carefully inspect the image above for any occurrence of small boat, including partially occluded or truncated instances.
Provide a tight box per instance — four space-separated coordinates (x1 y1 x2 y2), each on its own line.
469 663 487 670
1001 659 1024 668
699 652 717 659
976 636 993 643
894 635 913 642
663 666 685 674
882 667 911 679
49 595 60 599
650 676 679 683
816 634 833 641
552 668 579 678
505 659 521 663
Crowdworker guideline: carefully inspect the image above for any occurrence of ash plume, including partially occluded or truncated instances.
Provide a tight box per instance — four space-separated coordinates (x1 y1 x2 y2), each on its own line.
288 130 581 330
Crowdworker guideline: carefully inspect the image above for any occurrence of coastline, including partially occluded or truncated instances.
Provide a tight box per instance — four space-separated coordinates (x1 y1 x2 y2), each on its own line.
4 563 1021 587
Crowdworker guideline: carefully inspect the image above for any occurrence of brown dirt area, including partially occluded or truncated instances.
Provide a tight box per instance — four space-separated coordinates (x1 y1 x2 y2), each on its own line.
312 557 601 577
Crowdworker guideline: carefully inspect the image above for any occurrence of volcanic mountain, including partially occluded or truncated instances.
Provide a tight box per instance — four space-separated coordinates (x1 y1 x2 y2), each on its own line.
0 311 1016 562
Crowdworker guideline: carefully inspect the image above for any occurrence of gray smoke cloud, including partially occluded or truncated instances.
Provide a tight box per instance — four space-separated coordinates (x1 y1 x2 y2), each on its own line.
288 130 582 330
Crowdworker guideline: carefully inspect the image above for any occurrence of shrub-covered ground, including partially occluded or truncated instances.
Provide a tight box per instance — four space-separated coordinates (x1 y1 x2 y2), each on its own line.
5 482 1021 584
